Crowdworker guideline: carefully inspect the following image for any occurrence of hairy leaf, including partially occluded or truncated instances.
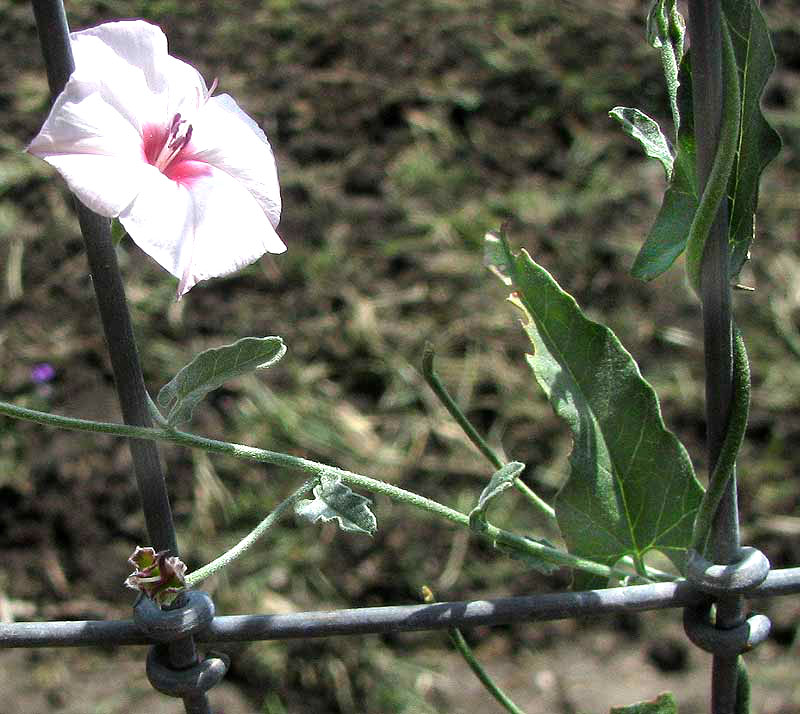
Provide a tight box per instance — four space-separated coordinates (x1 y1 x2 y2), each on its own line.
469 461 526 530
631 55 697 281
611 693 678 714
295 473 377 535
722 0 782 280
158 336 286 425
646 0 684 54
646 0 685 136
467 459 557 574
609 107 673 180
488 232 703 588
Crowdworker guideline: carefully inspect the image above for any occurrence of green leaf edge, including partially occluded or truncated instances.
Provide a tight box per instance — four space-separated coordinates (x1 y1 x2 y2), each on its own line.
610 691 678 714
609 107 674 181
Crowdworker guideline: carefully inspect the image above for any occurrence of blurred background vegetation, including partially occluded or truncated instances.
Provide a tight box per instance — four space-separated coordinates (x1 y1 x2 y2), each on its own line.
0 0 798 712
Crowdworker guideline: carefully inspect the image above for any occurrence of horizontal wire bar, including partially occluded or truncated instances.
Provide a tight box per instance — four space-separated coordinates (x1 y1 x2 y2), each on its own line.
1 568 798 649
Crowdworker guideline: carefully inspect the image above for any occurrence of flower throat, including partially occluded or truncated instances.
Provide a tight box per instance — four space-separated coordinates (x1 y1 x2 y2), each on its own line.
144 113 193 172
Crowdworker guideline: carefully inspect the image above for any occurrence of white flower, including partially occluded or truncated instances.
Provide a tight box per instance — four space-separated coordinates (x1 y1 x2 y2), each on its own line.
28 20 285 297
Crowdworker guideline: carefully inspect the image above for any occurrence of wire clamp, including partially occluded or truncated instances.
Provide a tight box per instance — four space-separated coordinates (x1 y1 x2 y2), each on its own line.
134 590 229 698
683 546 771 656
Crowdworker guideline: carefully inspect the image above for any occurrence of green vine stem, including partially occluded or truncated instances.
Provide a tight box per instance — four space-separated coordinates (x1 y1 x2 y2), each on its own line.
422 586 529 714
685 16 741 293
422 344 555 519
185 480 315 587
691 329 751 554
0 399 673 583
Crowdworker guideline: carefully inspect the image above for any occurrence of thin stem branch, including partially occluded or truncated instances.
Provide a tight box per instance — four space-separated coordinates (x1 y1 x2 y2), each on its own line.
422 586 529 714
422 344 504 470
186 481 315 587
422 344 556 520
0 399 674 582
446 628 528 714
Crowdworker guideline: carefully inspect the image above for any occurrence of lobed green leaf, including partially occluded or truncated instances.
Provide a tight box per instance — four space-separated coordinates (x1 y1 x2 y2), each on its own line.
488 232 703 589
158 336 286 426
295 473 377 535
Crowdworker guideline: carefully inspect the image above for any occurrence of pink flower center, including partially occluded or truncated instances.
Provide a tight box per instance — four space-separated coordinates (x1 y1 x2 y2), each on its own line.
142 113 210 186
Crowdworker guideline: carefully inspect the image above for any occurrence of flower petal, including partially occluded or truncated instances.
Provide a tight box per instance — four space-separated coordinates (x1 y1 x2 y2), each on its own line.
28 91 150 216
70 21 207 126
119 164 286 296
40 154 157 218
28 89 142 157
189 93 282 228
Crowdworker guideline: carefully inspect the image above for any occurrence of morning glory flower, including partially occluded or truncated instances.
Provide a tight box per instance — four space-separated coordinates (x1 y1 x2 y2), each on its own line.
28 20 285 297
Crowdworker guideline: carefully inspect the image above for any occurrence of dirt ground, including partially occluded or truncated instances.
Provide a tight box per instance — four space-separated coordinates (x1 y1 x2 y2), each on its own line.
1 0 799 712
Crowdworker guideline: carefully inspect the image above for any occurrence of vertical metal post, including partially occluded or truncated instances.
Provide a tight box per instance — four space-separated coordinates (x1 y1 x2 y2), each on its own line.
29 3 211 712
686 1 746 712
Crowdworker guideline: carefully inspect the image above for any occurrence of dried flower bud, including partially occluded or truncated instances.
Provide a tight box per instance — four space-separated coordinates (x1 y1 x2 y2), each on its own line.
125 546 187 606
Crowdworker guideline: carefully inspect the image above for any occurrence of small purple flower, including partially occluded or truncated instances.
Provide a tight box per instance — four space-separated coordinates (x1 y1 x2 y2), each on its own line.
31 363 56 384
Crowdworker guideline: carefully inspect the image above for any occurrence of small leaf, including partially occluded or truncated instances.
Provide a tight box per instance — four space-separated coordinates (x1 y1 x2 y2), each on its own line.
488 232 703 589
646 1 684 52
469 461 525 531
611 692 678 714
646 0 685 136
631 54 697 281
158 336 286 425
295 473 377 536
609 107 674 180
474 462 525 514
645 0 668 49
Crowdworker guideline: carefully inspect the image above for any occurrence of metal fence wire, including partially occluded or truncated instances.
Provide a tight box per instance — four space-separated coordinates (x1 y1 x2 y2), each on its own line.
3 1 799 713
